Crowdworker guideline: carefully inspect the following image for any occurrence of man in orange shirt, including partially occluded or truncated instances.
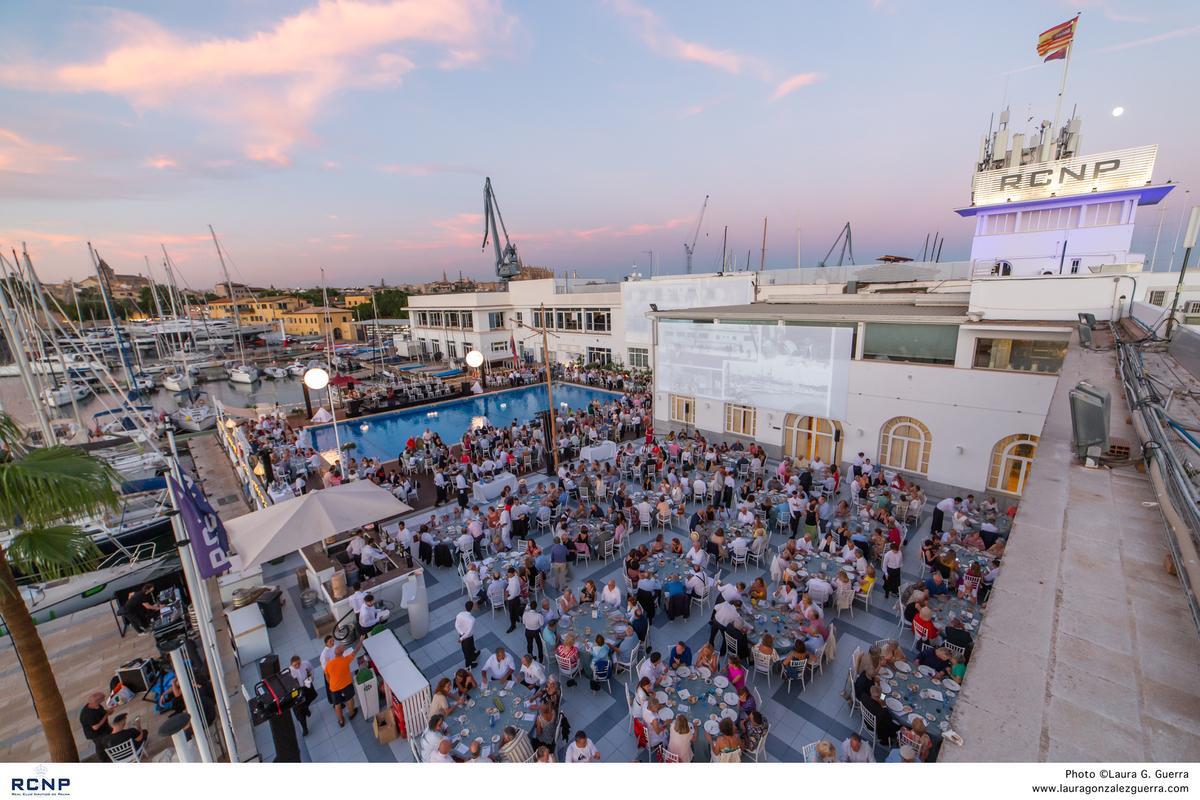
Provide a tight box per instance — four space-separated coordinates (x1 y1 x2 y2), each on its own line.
323 644 358 727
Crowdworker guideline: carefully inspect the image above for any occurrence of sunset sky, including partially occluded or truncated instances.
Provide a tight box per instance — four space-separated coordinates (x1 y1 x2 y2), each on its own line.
1 0 1197 288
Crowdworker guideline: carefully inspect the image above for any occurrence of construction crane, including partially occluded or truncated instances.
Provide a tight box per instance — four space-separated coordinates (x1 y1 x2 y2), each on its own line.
482 177 522 282
683 195 709 274
818 222 855 268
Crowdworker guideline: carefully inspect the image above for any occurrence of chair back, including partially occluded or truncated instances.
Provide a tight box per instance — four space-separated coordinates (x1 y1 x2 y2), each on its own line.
104 738 140 763
835 585 854 611
752 647 775 674
942 641 966 660
661 748 681 763
861 706 877 735
723 631 741 658
801 741 820 763
500 729 535 763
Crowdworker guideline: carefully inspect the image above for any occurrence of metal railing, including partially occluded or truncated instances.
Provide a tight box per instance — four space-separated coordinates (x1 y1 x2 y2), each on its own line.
1114 326 1200 636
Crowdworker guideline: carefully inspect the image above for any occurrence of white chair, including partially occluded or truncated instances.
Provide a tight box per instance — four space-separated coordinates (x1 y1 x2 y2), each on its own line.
615 644 642 682
723 631 741 659
942 641 966 661
661 748 681 763
489 593 505 618
898 727 923 756
746 540 766 569
591 658 612 694
602 537 616 565
963 573 982 599
656 511 671 533
783 660 806 694
690 584 710 614
854 582 874 613
743 728 768 762
859 706 878 751
834 585 855 618
730 549 748 569
801 741 821 763
556 652 582 684
751 647 777 689
104 738 142 763
574 544 592 568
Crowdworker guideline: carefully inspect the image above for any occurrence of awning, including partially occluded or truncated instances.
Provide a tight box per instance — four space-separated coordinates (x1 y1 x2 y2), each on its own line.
225 481 412 568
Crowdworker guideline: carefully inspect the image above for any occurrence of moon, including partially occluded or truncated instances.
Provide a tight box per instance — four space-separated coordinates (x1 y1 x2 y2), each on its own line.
1112 106 1125 117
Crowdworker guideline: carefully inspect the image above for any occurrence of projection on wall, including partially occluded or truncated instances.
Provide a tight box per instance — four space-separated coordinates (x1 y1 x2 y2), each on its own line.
656 321 853 420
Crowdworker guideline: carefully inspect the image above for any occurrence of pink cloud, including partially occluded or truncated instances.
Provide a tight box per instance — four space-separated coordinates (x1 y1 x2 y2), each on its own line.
144 155 178 169
769 72 822 102
609 0 768 79
0 129 78 174
0 0 516 165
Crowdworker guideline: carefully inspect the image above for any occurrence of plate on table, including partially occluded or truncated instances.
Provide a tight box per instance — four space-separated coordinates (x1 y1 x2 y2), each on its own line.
777 638 793 649
885 697 904 713
720 708 737 721
676 666 692 678
491 735 501 744
459 728 469 737
467 700 476 708
655 690 668 703
917 665 936 677
879 681 891 694
878 668 894 679
658 708 675 721
723 692 738 704
908 713 923 725
696 667 712 679
704 720 721 735
942 679 960 692
713 676 730 689
660 676 674 687
894 661 912 673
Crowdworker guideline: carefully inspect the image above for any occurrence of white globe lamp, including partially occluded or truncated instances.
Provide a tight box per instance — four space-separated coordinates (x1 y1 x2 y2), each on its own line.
465 350 484 369
303 367 330 391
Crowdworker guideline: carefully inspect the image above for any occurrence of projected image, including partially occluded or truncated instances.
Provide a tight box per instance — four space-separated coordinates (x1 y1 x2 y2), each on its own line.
657 321 852 419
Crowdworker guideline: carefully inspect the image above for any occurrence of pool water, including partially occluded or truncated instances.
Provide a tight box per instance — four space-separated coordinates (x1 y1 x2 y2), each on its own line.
306 382 620 462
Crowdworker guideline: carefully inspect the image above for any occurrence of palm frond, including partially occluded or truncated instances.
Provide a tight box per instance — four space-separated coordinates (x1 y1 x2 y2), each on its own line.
0 445 119 528
4 524 103 581
0 412 26 457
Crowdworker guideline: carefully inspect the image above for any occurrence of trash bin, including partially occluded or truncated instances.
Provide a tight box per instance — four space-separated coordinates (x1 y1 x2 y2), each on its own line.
257 588 284 628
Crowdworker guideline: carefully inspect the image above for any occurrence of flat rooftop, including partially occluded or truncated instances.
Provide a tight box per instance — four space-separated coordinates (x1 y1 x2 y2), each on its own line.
650 298 969 324
942 330 1200 761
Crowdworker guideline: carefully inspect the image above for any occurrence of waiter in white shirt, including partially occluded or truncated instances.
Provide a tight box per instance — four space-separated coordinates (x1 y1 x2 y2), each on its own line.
357 594 389 635
359 539 387 579
455 600 479 668
455 471 469 509
932 495 960 534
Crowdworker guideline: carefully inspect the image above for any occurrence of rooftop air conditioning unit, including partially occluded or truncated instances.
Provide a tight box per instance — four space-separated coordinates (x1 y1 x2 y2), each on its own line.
1069 381 1110 463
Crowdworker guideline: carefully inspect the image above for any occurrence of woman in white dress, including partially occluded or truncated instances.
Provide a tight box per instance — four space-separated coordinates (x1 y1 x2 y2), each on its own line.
667 715 695 763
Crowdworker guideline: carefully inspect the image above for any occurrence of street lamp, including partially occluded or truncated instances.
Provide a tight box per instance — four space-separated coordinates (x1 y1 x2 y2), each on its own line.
304 366 344 475
465 349 484 369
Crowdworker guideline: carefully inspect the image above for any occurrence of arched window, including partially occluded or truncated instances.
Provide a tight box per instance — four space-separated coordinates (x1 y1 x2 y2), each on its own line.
877 416 931 475
988 434 1040 495
783 415 842 465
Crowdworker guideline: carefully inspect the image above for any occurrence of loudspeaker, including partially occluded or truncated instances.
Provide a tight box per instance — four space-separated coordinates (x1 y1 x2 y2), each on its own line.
117 658 157 694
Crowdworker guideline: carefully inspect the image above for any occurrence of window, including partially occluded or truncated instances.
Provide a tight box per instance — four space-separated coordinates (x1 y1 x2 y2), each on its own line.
490 341 508 353
783 415 841 464
862 323 958 365
586 346 612 365
1018 206 1079 233
555 308 582 331
1081 201 1125 228
584 308 611 332
724 404 756 436
416 311 428 326
488 311 505 330
878 416 931 475
982 212 1017 235
628 347 649 369
988 434 1039 495
973 337 1067 374
429 311 443 327
515 312 523 325
447 341 457 359
1069 258 1082 274
1149 290 1168 307
669 395 695 425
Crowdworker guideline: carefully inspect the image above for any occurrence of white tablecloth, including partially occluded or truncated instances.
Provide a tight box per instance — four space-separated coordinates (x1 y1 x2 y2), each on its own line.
472 471 519 503
580 440 618 462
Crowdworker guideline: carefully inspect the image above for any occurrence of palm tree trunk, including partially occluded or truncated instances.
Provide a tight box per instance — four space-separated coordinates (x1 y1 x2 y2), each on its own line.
0 546 80 762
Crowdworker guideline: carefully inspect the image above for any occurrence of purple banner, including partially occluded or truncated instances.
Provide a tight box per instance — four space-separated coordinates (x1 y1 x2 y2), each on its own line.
168 471 232 579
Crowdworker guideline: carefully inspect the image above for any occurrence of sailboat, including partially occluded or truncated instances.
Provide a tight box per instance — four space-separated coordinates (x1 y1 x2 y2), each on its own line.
42 382 91 407
161 368 193 393
173 390 217 432
210 225 259 384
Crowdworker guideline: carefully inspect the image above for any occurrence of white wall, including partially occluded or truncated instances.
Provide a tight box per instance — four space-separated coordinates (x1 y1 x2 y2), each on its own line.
969 274 1134 321
970 224 1136 276
654 357 1057 493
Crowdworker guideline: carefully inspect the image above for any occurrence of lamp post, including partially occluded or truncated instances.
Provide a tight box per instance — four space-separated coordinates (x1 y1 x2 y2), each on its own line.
465 348 484 391
304 366 344 475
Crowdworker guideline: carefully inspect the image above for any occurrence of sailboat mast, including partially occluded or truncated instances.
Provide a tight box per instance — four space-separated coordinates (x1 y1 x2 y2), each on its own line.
90 244 139 396
208 225 246 365
0 255 54 442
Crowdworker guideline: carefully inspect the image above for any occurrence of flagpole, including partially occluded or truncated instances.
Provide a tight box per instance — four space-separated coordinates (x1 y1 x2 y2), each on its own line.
1050 13 1080 160
165 429 242 762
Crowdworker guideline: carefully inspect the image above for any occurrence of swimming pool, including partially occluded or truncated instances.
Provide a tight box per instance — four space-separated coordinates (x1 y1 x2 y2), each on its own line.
306 382 621 461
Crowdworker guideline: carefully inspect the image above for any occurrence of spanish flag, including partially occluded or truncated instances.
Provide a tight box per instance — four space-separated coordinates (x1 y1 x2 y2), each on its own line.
1037 16 1078 62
